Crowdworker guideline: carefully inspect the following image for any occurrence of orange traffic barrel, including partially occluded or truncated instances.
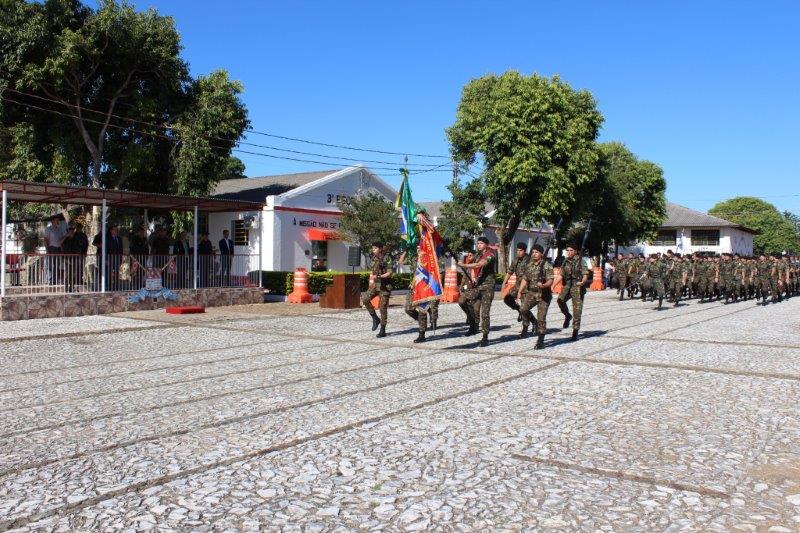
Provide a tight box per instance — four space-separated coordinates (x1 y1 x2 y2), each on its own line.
500 273 516 298
441 266 460 303
552 267 563 294
590 266 604 291
287 268 313 303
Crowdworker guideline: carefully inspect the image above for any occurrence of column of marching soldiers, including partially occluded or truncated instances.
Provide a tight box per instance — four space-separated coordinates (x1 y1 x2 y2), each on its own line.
361 241 798 350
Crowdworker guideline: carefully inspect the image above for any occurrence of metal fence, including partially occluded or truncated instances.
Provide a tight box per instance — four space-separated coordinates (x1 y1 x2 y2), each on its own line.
2 253 260 295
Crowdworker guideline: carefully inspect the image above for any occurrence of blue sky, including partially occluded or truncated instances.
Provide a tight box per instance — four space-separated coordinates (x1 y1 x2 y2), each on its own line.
93 1 799 213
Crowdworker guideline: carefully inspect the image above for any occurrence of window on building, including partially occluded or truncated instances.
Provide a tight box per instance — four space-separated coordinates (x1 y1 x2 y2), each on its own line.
232 219 250 246
651 230 677 246
691 229 720 246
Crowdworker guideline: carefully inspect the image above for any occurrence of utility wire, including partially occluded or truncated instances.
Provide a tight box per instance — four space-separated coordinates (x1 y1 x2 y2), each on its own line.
1 96 453 175
3 87 450 161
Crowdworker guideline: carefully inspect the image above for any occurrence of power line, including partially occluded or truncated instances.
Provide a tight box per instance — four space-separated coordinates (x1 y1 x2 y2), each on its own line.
1 96 454 175
2 87 450 161
2 88 447 169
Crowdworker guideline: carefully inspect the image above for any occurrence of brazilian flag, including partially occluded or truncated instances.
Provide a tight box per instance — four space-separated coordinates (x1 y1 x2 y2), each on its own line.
395 168 419 251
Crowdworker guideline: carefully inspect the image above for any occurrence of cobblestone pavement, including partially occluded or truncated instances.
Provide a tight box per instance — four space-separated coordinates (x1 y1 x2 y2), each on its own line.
1 291 800 531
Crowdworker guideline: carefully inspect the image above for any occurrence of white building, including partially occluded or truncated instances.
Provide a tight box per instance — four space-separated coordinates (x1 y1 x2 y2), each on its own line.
621 203 756 256
209 166 396 272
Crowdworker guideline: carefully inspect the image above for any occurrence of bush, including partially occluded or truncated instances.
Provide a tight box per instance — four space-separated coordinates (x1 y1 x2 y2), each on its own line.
258 270 415 295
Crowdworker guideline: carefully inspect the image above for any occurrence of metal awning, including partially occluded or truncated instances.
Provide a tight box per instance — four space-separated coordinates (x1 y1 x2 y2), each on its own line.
0 180 264 213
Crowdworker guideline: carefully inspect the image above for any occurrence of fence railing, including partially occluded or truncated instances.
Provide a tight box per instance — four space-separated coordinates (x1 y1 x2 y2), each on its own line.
2 253 260 295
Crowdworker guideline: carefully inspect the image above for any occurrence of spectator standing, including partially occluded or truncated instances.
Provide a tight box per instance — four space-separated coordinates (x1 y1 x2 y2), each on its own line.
197 232 214 287
173 231 192 288
218 230 235 285
44 214 67 284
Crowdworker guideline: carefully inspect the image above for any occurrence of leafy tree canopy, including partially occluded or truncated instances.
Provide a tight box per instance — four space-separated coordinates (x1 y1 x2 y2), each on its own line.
339 193 401 263
437 177 487 255
709 197 799 254
0 0 249 225
447 71 603 267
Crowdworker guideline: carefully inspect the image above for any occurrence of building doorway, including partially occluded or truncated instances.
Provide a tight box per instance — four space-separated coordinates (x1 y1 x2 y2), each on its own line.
311 240 328 271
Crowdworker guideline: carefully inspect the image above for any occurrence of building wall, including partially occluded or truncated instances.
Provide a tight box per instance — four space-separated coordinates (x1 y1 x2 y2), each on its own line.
619 227 754 256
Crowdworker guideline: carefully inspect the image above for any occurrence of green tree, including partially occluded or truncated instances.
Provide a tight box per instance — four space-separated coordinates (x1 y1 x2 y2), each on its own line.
339 193 401 264
437 177 487 254
783 210 800 241
586 142 666 253
0 0 249 229
709 197 799 254
447 71 603 269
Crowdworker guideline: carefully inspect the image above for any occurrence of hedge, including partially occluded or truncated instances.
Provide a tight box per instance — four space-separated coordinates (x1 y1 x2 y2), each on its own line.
260 271 414 295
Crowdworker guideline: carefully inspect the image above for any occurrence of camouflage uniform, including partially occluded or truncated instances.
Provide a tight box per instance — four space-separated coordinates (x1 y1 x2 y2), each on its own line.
502 253 530 311
362 254 392 326
616 258 628 299
519 257 554 334
557 255 589 331
732 258 745 300
642 259 666 301
718 257 734 301
775 258 788 300
458 249 497 335
755 258 771 302
705 258 719 300
665 255 682 303
694 258 708 299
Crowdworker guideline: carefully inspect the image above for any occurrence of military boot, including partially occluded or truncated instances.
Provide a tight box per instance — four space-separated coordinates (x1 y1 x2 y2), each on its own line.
413 332 425 343
520 325 529 339
571 329 579 341
376 325 386 338
369 312 380 331
464 320 478 336
657 297 663 310
534 334 545 350
562 313 572 329
478 334 489 347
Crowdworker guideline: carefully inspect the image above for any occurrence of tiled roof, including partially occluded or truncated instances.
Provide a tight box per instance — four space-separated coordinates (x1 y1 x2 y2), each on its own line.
663 202 753 231
211 170 341 202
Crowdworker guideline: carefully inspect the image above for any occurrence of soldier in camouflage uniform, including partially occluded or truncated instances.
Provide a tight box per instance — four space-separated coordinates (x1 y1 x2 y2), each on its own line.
457 236 497 347
732 254 746 302
664 250 683 306
641 253 667 309
502 243 530 319
517 244 554 349
557 243 590 341
718 253 734 303
362 242 393 338
400 251 439 343
616 254 629 300
707 255 720 301
755 254 771 304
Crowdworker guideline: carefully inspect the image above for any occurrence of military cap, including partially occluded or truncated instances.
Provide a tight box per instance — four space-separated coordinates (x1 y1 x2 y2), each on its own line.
477 236 490 244
532 244 544 253
515 242 527 250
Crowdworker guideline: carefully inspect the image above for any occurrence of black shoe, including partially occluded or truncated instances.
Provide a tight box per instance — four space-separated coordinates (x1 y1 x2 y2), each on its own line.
413 332 425 343
571 329 579 342
534 334 545 350
673 300 679 307
619 293 624 301
376 326 386 338
517 312 523 322
478 334 488 347
520 325 529 338
370 314 380 331
464 324 478 336
563 314 572 329
657 297 663 310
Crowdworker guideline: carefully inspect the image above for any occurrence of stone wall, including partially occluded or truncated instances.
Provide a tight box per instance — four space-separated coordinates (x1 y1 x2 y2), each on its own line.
0 287 263 321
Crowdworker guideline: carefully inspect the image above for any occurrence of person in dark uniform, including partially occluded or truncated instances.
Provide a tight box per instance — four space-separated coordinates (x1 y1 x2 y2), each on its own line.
362 241 393 338
502 242 530 320
457 236 497 347
219 230 235 285
197 232 214 287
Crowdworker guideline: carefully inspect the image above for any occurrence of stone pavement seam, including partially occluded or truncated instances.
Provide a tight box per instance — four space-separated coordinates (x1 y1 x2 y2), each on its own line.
510 454 730 499
0 339 339 395
0 360 563 532
0 349 505 476
0 343 386 440
0 324 173 345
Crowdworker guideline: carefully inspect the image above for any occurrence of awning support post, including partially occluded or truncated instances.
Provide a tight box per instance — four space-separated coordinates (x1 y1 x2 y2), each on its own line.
1 189 7 297
258 209 263 287
101 199 107 293
193 206 199 290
